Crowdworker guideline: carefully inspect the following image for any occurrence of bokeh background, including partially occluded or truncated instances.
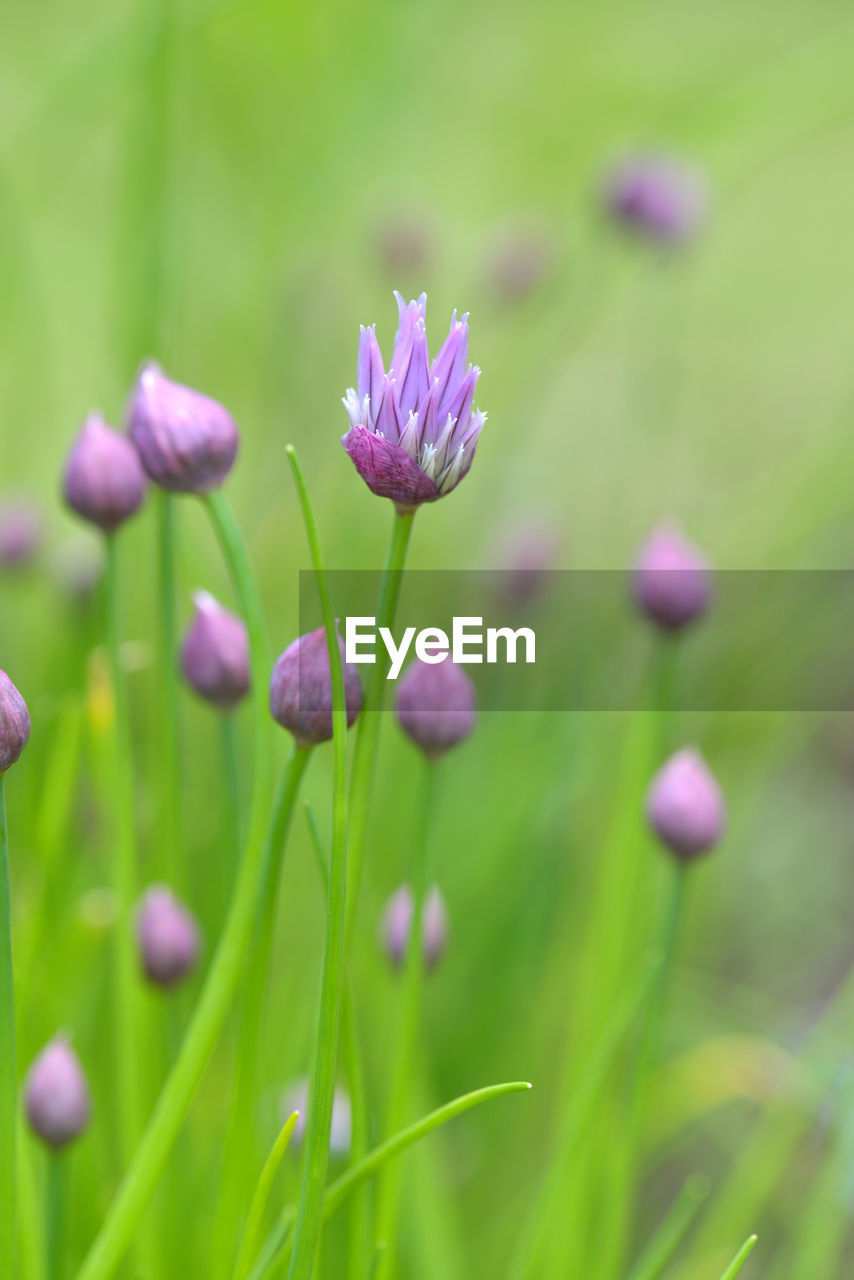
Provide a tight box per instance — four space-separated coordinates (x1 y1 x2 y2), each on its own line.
3 0 854 1275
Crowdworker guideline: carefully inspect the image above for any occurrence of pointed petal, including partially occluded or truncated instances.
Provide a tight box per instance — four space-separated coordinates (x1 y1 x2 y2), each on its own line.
431 312 470 414
397 325 430 420
444 366 479 445
374 378 402 442
391 293 427 376
357 325 385 405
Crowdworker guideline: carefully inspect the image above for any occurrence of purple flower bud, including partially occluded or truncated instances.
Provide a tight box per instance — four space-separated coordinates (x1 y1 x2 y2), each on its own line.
423 885 450 969
342 292 486 510
646 748 726 862
395 657 476 759
0 499 42 568
0 671 30 773
633 524 712 632
180 591 250 711
492 514 560 607
127 363 239 494
24 1037 91 1148
380 884 449 971
62 414 146 533
281 1077 351 1157
270 627 363 748
136 885 201 987
605 154 706 245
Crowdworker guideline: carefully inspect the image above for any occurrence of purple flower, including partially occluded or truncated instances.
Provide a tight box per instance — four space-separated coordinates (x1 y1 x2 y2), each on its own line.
395 657 477 758
605 154 706 244
270 627 363 748
127 363 239 494
63 414 146 533
0 670 30 773
342 292 486 509
633 523 712 632
646 748 726 862
381 884 449 971
136 885 201 988
24 1036 91 1148
0 499 42 568
281 1077 351 1157
180 591 250 711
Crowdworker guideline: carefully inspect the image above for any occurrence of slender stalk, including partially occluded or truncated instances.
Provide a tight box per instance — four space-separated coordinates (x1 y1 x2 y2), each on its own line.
625 1173 710 1280
46 1153 66 1280
285 445 350 1280
718 1235 758 1280
233 1112 300 1280
220 712 241 899
104 535 143 1162
156 491 184 889
0 775 15 1271
75 492 275 1280
375 759 437 1278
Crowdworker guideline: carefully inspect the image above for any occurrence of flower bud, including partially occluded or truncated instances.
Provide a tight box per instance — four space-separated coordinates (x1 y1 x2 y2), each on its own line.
380 884 449 971
633 524 712 632
24 1037 91 1148
136 885 201 988
269 627 363 747
281 1077 351 1157
0 499 42 568
63 414 146 532
646 748 726 862
0 671 30 773
180 591 250 711
395 657 476 758
605 154 706 244
128 363 239 494
492 514 560 607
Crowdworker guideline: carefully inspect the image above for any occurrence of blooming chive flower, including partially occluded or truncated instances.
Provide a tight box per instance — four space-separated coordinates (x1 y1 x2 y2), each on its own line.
381 883 449 971
136 885 201 987
128 363 239 493
180 591 250 711
63 414 147 533
0 671 30 773
395 657 477 758
270 627 363 747
605 154 706 245
281 1077 351 1157
342 292 486 509
646 748 726 862
0 499 42 568
633 523 712 633
24 1037 91 1148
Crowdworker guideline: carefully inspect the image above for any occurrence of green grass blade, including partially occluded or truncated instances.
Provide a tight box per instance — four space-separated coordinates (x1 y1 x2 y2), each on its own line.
718 1235 758 1280
233 1112 300 1280
626 1174 710 1280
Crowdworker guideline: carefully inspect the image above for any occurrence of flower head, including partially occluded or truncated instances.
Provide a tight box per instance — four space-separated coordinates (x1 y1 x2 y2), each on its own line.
633 523 712 632
128 363 239 493
180 591 250 711
605 154 706 244
380 883 449 971
24 1036 91 1148
395 656 476 758
342 292 485 509
0 671 30 773
646 747 726 862
270 627 363 748
63 414 146 533
136 885 201 988
0 499 42 568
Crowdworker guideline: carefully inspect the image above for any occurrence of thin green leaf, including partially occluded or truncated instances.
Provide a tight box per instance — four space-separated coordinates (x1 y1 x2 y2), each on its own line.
232 1112 299 1280
302 800 329 895
718 1234 758 1280
626 1173 710 1280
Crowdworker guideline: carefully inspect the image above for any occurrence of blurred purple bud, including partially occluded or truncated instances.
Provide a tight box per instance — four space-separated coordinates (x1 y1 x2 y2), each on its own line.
633 524 712 632
180 591 250 711
492 515 560 607
128 363 239 494
342 292 485 509
423 886 449 970
53 536 105 603
605 154 706 245
485 224 554 301
0 499 42 569
395 657 476 758
374 211 432 276
270 627 363 748
646 747 726 862
136 885 201 988
0 671 30 773
63 414 146 533
380 884 449 971
281 1077 351 1157
24 1037 91 1148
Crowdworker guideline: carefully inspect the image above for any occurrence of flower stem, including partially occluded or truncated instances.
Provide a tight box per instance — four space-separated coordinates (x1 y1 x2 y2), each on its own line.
46 1152 66 1280
220 713 241 901
0 774 15 1273
284 444 350 1280
155 490 184 889
75 492 274 1280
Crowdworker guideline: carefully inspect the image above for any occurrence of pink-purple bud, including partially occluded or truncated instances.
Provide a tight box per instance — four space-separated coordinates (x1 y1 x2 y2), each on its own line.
63 414 146 533
0 670 30 773
281 1077 351 1156
646 748 726 862
127 363 239 494
136 885 201 987
0 499 42 568
380 884 449 971
605 154 706 245
24 1037 91 1148
269 627 363 748
180 591 250 711
395 657 476 758
633 524 712 632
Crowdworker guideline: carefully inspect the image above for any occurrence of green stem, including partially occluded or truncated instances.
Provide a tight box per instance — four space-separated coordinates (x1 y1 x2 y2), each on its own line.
220 713 241 896
285 445 350 1280
0 775 14 1272
375 760 437 1278
46 1153 66 1280
718 1235 758 1280
75 492 274 1280
104 535 143 1163
156 491 184 889
625 1173 710 1280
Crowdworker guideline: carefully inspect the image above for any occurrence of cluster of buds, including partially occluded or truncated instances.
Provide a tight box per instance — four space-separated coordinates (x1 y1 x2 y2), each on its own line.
380 884 449 971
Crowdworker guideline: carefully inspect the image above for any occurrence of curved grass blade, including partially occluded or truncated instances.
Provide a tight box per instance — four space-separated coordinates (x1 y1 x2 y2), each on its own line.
232 1112 299 1280
718 1234 758 1280
626 1173 710 1280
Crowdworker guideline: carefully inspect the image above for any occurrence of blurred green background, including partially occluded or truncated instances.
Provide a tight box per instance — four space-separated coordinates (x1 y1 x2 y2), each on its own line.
4 0 854 1275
